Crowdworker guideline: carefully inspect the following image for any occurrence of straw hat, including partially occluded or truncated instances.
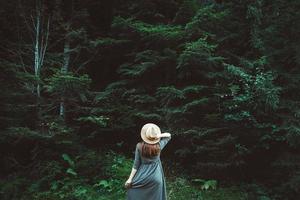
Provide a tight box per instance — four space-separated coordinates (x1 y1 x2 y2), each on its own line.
140 123 162 144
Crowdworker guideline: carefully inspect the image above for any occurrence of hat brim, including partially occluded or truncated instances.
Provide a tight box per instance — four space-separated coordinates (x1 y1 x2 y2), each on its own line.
141 132 161 144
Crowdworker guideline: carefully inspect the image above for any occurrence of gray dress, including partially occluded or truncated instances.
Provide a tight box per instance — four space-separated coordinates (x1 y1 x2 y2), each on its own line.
126 136 171 200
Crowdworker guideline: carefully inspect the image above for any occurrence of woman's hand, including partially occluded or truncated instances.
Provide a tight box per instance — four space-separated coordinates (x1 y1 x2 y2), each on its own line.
125 168 137 189
124 179 132 189
159 132 171 138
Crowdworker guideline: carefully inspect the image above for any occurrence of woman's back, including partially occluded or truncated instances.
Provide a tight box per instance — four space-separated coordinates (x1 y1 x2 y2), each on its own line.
138 136 171 161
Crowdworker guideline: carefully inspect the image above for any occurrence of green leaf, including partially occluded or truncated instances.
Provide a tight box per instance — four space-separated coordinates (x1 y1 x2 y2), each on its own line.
62 153 75 167
66 168 77 176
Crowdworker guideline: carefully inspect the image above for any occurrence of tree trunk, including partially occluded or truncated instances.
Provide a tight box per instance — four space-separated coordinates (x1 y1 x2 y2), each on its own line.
34 5 41 98
60 37 71 119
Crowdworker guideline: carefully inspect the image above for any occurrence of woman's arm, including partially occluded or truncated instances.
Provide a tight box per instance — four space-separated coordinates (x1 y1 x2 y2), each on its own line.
125 168 137 188
158 132 172 150
125 143 141 189
159 132 171 138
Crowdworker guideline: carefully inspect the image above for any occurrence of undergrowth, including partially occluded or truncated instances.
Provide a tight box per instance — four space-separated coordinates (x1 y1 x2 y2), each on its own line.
0 149 264 200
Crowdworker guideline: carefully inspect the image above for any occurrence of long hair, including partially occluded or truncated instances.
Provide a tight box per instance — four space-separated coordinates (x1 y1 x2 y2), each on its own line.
140 141 161 158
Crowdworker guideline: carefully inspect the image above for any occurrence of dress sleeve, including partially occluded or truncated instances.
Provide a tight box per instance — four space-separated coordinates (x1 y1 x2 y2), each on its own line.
159 136 171 150
133 143 141 170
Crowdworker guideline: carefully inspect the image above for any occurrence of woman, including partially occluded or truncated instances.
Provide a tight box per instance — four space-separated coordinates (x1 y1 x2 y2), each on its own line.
125 123 172 200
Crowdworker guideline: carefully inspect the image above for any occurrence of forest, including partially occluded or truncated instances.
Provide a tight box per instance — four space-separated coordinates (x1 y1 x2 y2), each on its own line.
0 0 300 199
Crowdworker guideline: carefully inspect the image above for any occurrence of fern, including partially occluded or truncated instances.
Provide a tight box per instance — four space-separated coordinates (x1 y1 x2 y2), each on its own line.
112 16 185 42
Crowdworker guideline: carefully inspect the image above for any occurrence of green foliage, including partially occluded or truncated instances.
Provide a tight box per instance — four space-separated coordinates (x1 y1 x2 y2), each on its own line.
62 153 77 176
167 177 247 200
192 179 218 190
0 148 255 200
1 0 300 199
242 183 272 200
91 37 130 48
118 50 162 78
47 120 74 136
77 115 109 127
185 4 230 39
112 16 185 43
224 60 281 114
173 0 200 25
156 86 185 105
5 127 46 139
177 37 224 74
45 71 91 100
